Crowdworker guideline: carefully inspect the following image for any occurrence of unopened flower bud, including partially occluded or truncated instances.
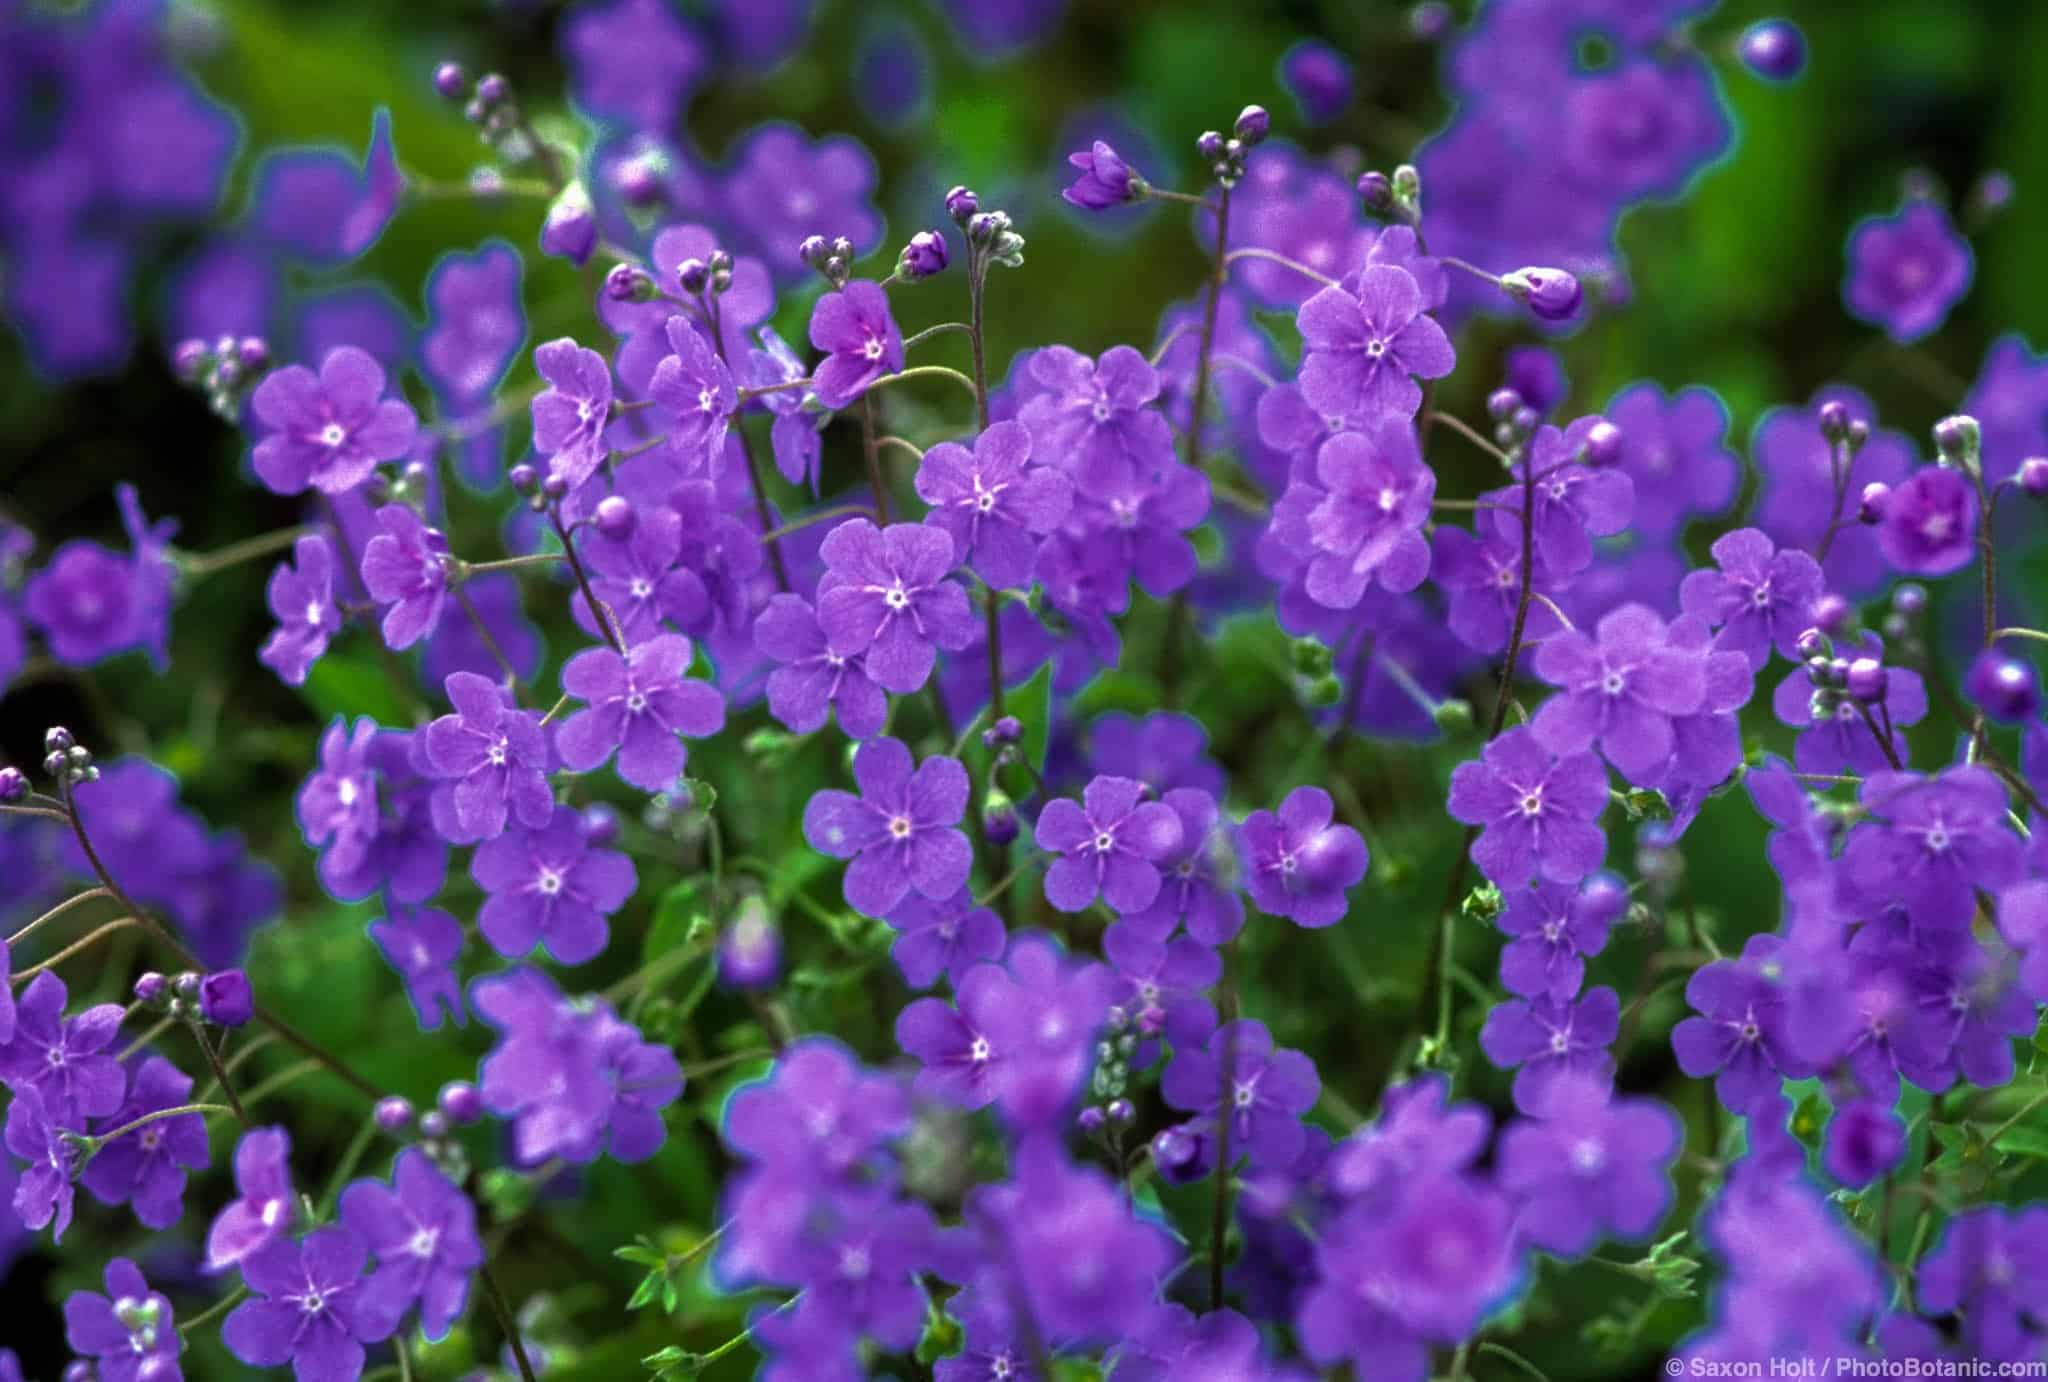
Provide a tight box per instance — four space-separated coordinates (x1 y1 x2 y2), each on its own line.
199 969 254 1027
1737 19 1807 82
1302 673 1342 708
375 1096 415 1133
1233 104 1270 145
45 726 75 754
1581 419 1623 467
1965 649 2042 723
1357 170 1394 215
475 72 509 106
1486 388 1523 422
983 715 1024 747
1793 628 1829 661
2020 457 2048 497
580 801 621 846
439 1080 484 1125
1077 1106 1106 1134
984 793 1020 847
171 338 209 381
1810 592 1852 634
1816 400 1850 441
418 1111 449 1140
1845 657 1887 704
433 61 469 101
594 495 635 541
508 463 539 495
173 972 201 1000
1857 482 1890 524
134 972 168 1006
1891 583 1927 616
1500 266 1584 321
1432 698 1475 734
1933 414 1980 466
605 263 652 302
944 185 979 224
541 473 570 503
1107 1098 1135 1124
899 230 949 280
1845 418 1869 452
676 257 711 296
798 234 830 268
540 182 597 267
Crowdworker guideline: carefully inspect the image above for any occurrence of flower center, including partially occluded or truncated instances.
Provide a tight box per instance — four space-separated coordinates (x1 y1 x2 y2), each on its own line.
1377 486 1399 513
888 815 913 840
861 335 885 361
1090 399 1113 423
969 1035 991 1063
488 736 508 766
1548 1031 1570 1055
409 1227 440 1258
1093 831 1116 853
1233 1081 1257 1108
305 600 325 626
884 584 910 611
698 387 718 414
537 869 563 895
1365 338 1387 360
1519 790 1544 817
1542 920 1564 942
1922 512 1952 542
1601 670 1626 695
1570 1139 1605 1174
629 578 652 599
318 422 347 448
1924 823 1950 852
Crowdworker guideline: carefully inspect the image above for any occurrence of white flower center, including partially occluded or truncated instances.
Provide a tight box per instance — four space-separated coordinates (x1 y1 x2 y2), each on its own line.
889 815 913 840
305 600 325 626
318 422 347 447
861 335 885 361
537 869 563 895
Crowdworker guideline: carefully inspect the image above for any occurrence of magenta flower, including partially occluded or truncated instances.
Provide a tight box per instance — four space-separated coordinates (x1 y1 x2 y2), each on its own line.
421 671 554 843
472 804 637 965
358 504 450 651
1062 139 1141 208
529 337 615 489
1877 466 1978 576
815 518 976 694
753 594 888 740
258 534 342 686
808 280 903 409
649 315 738 469
1446 726 1609 887
913 420 1074 589
249 345 418 495
803 736 971 918
1035 775 1186 915
1844 201 1973 344
222 1226 386 1381
1237 786 1369 928
1296 265 1455 420
556 633 727 791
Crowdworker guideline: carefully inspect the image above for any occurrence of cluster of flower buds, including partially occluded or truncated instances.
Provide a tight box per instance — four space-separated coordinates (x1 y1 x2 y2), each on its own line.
800 232 861 289
1486 387 1540 454
1291 636 1342 708
436 64 541 167
1931 412 1982 472
43 726 98 786
1816 398 1872 455
604 261 656 303
510 462 572 513
1358 163 1423 225
966 207 1025 271
674 248 735 300
1076 1006 1142 1135
1195 104 1268 187
172 334 272 421
134 968 253 1027
1796 626 1891 715
366 458 435 510
897 229 950 282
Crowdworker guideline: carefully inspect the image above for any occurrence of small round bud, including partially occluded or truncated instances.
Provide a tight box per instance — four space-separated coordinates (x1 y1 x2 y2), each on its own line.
1581 420 1623 467
172 338 209 380
798 234 830 268
1233 104 1271 145
508 463 540 496
594 494 636 541
984 715 1024 746
1816 400 1850 440
1826 656 1853 687
134 972 168 1006
580 801 621 847
966 213 998 248
1845 657 1888 704
45 726 75 754
199 969 254 1027
1891 582 1927 616
375 1096 415 1134
604 263 648 302
984 793 1020 847
1106 1097 1135 1124
711 267 733 294
418 1111 449 1141
1392 164 1421 200
1857 481 1890 524
475 72 509 107
1291 637 1333 677
898 230 950 280
1500 266 1584 321
1933 414 1981 465
1737 19 1807 82
1881 612 1910 642
944 185 979 224
708 249 733 274
1810 592 1852 635
830 235 855 262
43 751 67 779
1302 673 1342 708
1486 388 1523 423
439 1080 484 1125
1077 1106 1107 1134
1965 649 2042 724
541 473 570 503
172 971 201 1000
1196 130 1226 162
1357 170 1394 214
462 97 488 125
1431 698 1475 735
676 257 710 296
1845 419 1870 452
1507 405 1538 437
433 61 469 101
1793 628 1829 662
2020 457 2048 497
1410 2 1452 38
235 337 270 372
1804 654 1837 687
1973 170 2016 215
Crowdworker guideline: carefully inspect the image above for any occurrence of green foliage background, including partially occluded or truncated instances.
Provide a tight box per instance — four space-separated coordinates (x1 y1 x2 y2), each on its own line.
6 1 2048 1378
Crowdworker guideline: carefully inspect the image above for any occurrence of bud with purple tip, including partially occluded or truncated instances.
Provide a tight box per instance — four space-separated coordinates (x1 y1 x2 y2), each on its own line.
540 182 597 267
1737 20 1807 83
1932 414 1980 468
984 792 1020 847
1845 657 1888 704
1580 420 1623 467
1233 104 1270 145
1810 593 1851 635
440 1081 484 1125
198 969 254 1027
1965 649 2042 723
605 263 653 303
1500 267 1584 321
594 495 635 541
375 1096 415 1134
676 257 711 296
433 62 469 101
1857 482 1890 524
945 185 979 225
1357 170 1394 216
899 230 949 280
1063 140 1144 209
134 972 169 1007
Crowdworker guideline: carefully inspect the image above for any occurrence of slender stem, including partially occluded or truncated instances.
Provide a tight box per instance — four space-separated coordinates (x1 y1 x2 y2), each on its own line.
90 1102 234 1146
1438 255 1503 287
477 1260 541 1382
249 1005 383 1101
549 509 626 655
735 377 812 403
1815 437 1851 566
178 1285 248 1339
1145 187 1219 211
1210 353 1278 389
867 364 981 401
1986 1085 2048 1145
1209 955 1238 1311
452 584 522 689
6 885 110 949
875 435 925 464
1149 322 1195 369
903 321 972 350
118 1017 173 1061
966 252 1004 720
1222 245 1339 289
181 525 316 580
10 917 139 983
189 1022 253 1126
1991 626 2048 645
320 1117 380 1216
461 554 564 576
706 296 790 591
1852 702 1906 772
237 1059 321 1108
1427 411 1513 465
540 693 572 726
763 505 869 545
859 396 892 525
1971 473 2000 757
1184 185 1233 470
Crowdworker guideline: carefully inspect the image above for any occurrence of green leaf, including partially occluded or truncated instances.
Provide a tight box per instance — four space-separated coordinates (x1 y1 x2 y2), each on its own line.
644 878 710 971
1993 1125 2048 1161
299 651 411 725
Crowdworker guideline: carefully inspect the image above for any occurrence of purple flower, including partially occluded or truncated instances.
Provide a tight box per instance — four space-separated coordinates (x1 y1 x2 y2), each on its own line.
1268 421 1435 609
913 420 1074 590
1844 201 1973 344
1501 266 1582 321
205 1126 296 1272
1877 466 1978 576
557 633 727 791
1822 1100 1906 1190
1483 418 1636 576
1671 934 1816 1111
1604 383 1740 540
1118 786 1244 945
1296 266 1456 420
472 804 637 965
1478 986 1619 1115
1237 786 1368 928
1531 603 1708 781
1771 634 1927 775
23 541 142 667
563 0 708 130
803 737 971 918
815 518 976 693
421 672 553 843
358 504 450 651
540 181 598 266
1036 774 1186 914
259 535 342 686
808 280 904 409
223 1226 386 1381
1915 1205 2048 1362
368 906 465 1031
338 1148 483 1342
896 964 1028 1114
1089 709 1228 800
885 887 1005 990
571 503 707 646
1446 726 1609 887
1018 345 1176 494
1496 873 1625 1002
421 242 524 412
1752 389 1915 596
1495 1077 1680 1257
650 315 739 469
1161 1020 1319 1171
64 1257 181 1382
723 1038 909 1180
0 971 125 1123
753 594 888 739
750 327 826 490
1102 920 1220 1047
1062 140 1142 209
248 346 418 496
1282 39 1354 124
1428 524 1566 655
199 969 254 1028
1678 527 1825 670
530 338 615 489
1562 59 1729 200
724 125 883 282
6 1086 83 1241
1842 766 2023 932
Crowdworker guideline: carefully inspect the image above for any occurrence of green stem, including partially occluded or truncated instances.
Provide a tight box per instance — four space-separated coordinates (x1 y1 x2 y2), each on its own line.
181 525 316 580
189 1022 252 1126
1221 245 1339 289
866 364 980 401
903 321 972 350
477 1260 541 1382
5 885 110 948
550 508 626 655
89 1102 234 1147
178 1286 248 1339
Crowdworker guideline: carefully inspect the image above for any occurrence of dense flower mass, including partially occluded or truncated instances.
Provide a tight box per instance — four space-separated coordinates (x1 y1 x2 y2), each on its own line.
5 4 2048 1381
